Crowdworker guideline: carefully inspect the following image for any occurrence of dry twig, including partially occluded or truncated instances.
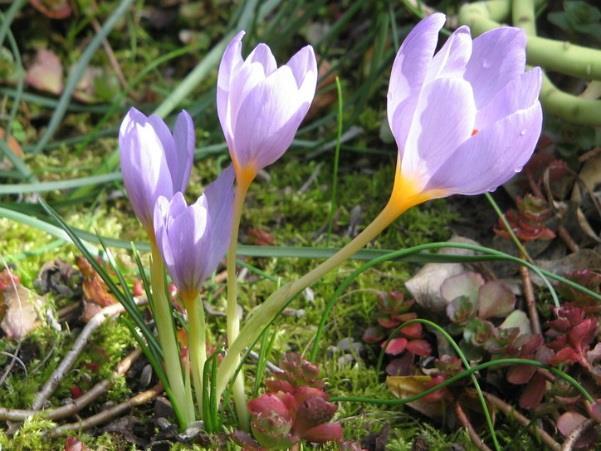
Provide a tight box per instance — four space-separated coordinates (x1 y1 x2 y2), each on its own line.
31 303 131 410
0 349 140 422
48 384 162 436
473 390 561 451
519 266 542 335
454 402 492 451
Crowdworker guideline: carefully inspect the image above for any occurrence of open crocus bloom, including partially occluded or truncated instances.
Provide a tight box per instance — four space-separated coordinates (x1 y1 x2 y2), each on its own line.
387 13 542 208
153 167 235 298
119 107 195 229
217 31 318 182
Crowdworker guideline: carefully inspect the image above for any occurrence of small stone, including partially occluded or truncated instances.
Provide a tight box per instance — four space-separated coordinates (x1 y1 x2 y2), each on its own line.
154 396 174 419
139 364 153 389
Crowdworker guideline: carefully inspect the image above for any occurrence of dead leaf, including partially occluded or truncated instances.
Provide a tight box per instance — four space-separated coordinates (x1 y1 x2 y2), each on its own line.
0 276 43 340
26 48 63 95
386 375 444 419
405 236 479 312
0 128 24 170
534 250 601 286
30 0 72 19
75 256 117 322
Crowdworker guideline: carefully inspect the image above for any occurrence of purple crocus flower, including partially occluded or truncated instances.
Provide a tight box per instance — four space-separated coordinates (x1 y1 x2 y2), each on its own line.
217 31 318 181
153 167 235 298
119 107 195 230
387 13 542 200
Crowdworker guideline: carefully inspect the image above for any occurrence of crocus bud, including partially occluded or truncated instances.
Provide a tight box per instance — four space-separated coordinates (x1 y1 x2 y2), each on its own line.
387 13 542 203
119 107 194 230
153 167 235 298
217 31 318 181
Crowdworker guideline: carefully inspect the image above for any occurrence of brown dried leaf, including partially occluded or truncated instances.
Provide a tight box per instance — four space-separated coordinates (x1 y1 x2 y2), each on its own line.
0 281 42 340
30 0 72 19
26 49 63 95
75 256 116 322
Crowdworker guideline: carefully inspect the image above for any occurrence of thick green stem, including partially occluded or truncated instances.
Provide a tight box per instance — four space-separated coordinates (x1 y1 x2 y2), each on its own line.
216 199 404 399
150 243 195 426
225 178 250 430
184 293 207 418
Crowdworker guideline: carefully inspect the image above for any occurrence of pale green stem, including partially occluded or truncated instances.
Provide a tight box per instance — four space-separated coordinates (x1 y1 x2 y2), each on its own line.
183 293 207 418
150 242 195 425
226 178 251 430
216 198 405 400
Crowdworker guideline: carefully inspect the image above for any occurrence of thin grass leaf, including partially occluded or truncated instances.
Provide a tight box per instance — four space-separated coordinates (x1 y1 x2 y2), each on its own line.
254 328 277 397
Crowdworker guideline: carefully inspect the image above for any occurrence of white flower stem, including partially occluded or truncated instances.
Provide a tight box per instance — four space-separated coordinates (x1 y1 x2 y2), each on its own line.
150 242 195 426
225 176 252 430
183 292 207 418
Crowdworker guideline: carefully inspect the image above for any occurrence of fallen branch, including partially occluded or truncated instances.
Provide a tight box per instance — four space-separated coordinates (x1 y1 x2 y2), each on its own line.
474 390 561 451
0 349 140 422
454 402 492 451
520 266 541 335
48 384 162 437
32 300 143 410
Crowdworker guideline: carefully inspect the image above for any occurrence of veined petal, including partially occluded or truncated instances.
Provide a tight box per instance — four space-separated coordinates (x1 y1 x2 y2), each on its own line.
197 166 235 282
387 13 445 128
171 110 195 193
217 31 245 131
425 25 472 82
246 43 277 75
476 67 542 130
400 77 476 190
426 102 542 195
119 108 173 227
226 61 268 153
286 45 318 88
232 66 305 169
464 27 527 108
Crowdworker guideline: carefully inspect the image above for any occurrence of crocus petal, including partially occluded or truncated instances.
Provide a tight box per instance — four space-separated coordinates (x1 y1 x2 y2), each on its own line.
170 110 195 193
400 77 476 190
286 45 318 88
195 166 235 282
119 108 173 227
246 43 277 75
464 27 527 108
387 13 445 130
153 169 234 295
425 25 472 82
426 102 542 195
232 66 307 169
217 33 317 173
217 31 245 133
476 67 542 130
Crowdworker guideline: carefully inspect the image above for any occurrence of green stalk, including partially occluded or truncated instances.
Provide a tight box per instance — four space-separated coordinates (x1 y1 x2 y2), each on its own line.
217 198 405 400
150 242 195 426
225 177 251 430
183 292 207 418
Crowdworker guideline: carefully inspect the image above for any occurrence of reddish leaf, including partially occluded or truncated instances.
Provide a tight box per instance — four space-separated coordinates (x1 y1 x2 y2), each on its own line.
549 347 580 365
507 365 537 385
384 337 407 356
557 411 588 437
398 323 422 339
64 437 89 451
519 372 547 410
30 0 72 19
362 326 385 344
406 339 431 356
377 317 401 329
303 422 343 443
